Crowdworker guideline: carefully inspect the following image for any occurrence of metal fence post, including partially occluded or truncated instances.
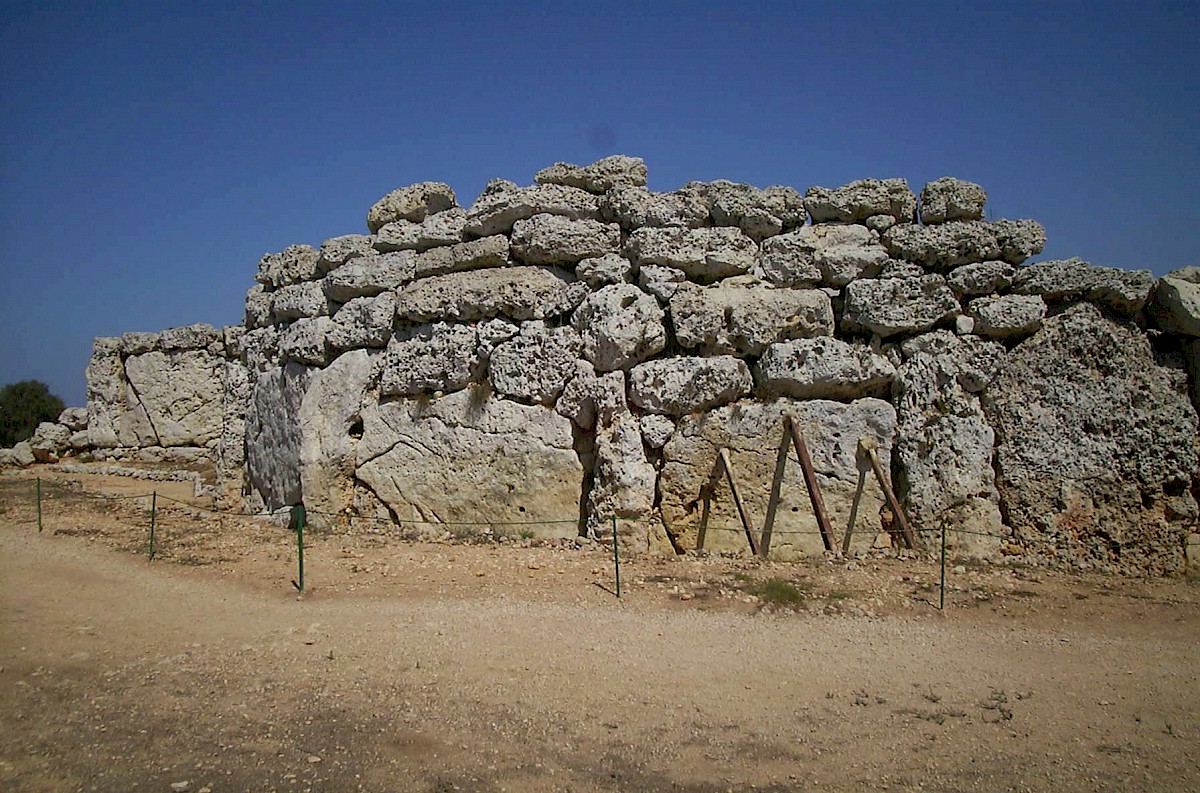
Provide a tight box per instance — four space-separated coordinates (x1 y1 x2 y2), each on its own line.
292 504 306 593
939 522 947 611
611 515 621 598
148 492 157 560
36 477 42 532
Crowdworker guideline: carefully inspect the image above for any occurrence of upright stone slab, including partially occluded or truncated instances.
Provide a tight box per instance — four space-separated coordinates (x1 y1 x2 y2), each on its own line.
245 362 317 509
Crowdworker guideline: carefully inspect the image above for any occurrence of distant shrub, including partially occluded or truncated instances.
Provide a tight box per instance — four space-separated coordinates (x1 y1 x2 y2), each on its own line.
0 380 65 446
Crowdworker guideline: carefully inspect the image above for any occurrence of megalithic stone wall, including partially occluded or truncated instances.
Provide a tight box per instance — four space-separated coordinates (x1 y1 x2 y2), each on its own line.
27 155 1198 574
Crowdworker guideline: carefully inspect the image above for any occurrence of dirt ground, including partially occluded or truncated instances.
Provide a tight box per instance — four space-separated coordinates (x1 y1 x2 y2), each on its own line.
1 468 1198 792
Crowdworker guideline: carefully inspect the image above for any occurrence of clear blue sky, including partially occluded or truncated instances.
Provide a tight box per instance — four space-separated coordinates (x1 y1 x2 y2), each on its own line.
2 1 1197 407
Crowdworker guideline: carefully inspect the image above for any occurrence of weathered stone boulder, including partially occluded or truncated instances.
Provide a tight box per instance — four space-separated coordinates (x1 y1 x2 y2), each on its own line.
215 360 250 509
366 182 456 232
555 361 625 430
328 292 395 350
160 323 223 353
380 322 482 397
255 245 321 289
883 220 1046 269
120 331 159 356
279 317 334 366
488 322 582 405
571 283 667 371
901 331 1006 393
4 441 35 467
30 422 71 462
534 155 647 194
246 362 317 508
317 234 375 272
1010 257 1155 315
587 407 657 531
599 186 710 230
757 337 895 399
355 388 583 535
638 264 687 302
575 253 633 288
244 284 273 329
670 279 834 356
628 356 753 415
510 215 621 265
919 177 987 224
85 338 123 448
982 303 1200 574
271 281 331 322
413 235 510 278
703 180 807 241
1149 276 1200 336
946 261 1016 296
968 294 1046 339
323 251 415 302
374 208 467 253
658 398 897 554
58 407 89 432
755 223 888 287
393 266 588 323
639 413 676 449
120 349 225 447
626 227 757 282
464 183 600 237
803 178 916 224
841 276 960 337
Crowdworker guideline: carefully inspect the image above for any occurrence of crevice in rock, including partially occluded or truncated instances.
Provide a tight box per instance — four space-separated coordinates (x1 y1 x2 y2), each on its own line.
572 421 596 537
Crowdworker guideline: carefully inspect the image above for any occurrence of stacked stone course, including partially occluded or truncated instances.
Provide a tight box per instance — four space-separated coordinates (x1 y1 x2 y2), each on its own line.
6 155 1200 574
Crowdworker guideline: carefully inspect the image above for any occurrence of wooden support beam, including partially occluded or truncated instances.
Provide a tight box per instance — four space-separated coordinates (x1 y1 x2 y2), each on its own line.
864 444 917 550
718 449 759 556
759 423 794 559
785 416 836 553
842 464 868 556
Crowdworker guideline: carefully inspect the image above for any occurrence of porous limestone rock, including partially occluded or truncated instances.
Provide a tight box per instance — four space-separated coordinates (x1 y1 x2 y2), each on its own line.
464 183 600 237
670 279 834 356
658 398 897 554
120 332 159 356
323 251 415 302
355 387 582 534
244 284 273 329
215 360 250 508
58 407 89 432
555 361 625 430
328 292 395 350
803 178 916 224
246 362 317 508
413 235 510 278
374 208 467 252
317 234 375 272
628 356 753 415
30 422 71 462
968 294 1046 339
992 219 1049 265
639 413 676 449
1150 276 1200 336
982 303 1200 574
160 323 223 353
366 182 457 232
947 261 1016 296
571 283 667 372
222 325 245 359
626 226 757 282
841 276 960 337
271 281 331 322
865 214 897 232
575 254 633 288
85 338 123 448
884 221 1016 269
121 349 225 447
5 441 35 467
755 223 888 287
534 155 648 194
279 317 333 366
393 266 588 323
510 215 621 265
919 177 987 224
587 408 657 530
256 245 321 289
380 323 481 397
1010 257 1155 315
901 331 1007 394
703 180 807 241
757 337 895 399
599 186 710 230
488 322 582 405
638 264 687 302
241 326 280 373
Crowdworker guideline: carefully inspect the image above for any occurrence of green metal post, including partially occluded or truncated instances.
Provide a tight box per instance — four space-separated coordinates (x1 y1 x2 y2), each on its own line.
36 477 42 532
611 515 620 598
148 492 157 560
293 504 306 593
939 522 946 611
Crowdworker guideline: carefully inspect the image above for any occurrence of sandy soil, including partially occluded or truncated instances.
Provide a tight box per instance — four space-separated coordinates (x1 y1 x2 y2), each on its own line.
1 467 1198 792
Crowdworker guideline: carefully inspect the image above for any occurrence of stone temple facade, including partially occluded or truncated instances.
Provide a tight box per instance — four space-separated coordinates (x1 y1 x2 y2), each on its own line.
7 156 1200 574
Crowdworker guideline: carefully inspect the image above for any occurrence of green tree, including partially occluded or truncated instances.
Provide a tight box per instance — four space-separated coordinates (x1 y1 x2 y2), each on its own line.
0 380 65 447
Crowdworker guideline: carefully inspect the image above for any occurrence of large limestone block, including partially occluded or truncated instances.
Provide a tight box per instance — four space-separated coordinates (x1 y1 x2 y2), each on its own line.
374 208 467 252
58 407 89 432
626 226 757 282
245 362 317 508
842 276 960 337
703 180 807 241
670 280 834 356
571 283 667 371
757 337 895 400
279 317 334 366
575 254 633 288
85 338 123 448
30 422 71 462
628 356 753 415
317 234 375 272
918 177 987 224
241 326 281 373
510 214 621 265
366 182 456 232
968 294 1046 339
638 264 687 302
901 331 1006 393
894 333 1008 552
587 408 657 530
122 349 225 447
488 322 582 405
4 441 35 467
244 284 273 329
355 388 583 535
255 245 321 289
659 398 897 554
982 303 1200 574
393 266 588 323
328 292 395 350
323 251 416 302
556 362 626 430
883 220 1044 269
413 235 510 278
271 281 332 322
464 183 600 237
160 323 223 353
120 331 160 356
380 322 483 397
1010 257 1155 315
1150 277 1200 336
599 186 710 230
534 155 648 194
299 350 376 526
803 178 916 224
215 360 250 508
755 223 887 287
946 260 1016 296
